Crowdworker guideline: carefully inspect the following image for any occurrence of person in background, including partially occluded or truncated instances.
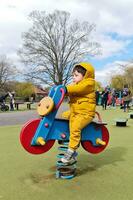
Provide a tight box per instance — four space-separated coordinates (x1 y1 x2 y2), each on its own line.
101 88 109 110
107 91 112 107
96 89 100 105
8 92 15 111
111 89 116 107
0 93 9 104
123 90 132 112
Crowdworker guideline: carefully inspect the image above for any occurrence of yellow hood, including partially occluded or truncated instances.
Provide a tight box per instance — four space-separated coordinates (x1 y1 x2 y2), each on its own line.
66 61 96 117
75 62 95 79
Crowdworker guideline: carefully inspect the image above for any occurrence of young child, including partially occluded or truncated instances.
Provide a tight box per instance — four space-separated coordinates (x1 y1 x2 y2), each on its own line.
61 62 96 164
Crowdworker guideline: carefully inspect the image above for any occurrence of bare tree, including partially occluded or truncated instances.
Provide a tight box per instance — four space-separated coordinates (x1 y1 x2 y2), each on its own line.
18 10 101 85
110 62 133 93
124 64 133 92
0 55 16 92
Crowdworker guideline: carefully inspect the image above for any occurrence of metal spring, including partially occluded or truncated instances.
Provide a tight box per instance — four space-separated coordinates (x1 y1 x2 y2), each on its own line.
56 140 77 179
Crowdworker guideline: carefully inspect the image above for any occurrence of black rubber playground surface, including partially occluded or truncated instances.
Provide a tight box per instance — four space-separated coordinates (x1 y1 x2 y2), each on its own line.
0 106 133 200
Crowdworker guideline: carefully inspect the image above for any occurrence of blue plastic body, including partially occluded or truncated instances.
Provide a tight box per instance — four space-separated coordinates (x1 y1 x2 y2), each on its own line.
31 85 102 146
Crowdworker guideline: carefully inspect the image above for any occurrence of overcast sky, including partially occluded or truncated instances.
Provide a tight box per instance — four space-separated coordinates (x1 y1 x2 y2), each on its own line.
0 0 133 85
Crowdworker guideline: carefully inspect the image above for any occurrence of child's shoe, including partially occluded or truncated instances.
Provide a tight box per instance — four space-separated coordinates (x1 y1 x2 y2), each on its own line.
61 149 77 164
72 151 78 160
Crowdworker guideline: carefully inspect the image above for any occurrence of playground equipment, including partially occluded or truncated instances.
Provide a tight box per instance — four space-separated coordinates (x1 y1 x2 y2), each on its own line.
129 113 133 119
115 118 128 127
20 85 109 179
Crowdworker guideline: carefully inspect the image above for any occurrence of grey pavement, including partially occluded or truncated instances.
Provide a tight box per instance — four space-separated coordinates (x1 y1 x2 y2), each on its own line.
0 104 69 127
0 110 38 127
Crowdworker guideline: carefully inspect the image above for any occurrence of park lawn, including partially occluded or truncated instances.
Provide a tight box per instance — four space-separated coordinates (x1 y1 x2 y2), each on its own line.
0 106 133 200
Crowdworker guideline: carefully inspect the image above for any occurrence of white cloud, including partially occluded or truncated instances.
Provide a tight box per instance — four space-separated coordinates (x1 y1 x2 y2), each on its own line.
93 34 131 59
0 0 133 76
95 61 129 86
75 0 133 36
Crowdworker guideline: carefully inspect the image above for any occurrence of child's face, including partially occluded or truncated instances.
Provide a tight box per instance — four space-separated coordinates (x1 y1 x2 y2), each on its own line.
73 70 84 83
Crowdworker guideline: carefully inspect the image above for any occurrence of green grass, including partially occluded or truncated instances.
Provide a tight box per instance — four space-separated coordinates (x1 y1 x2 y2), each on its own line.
0 107 133 200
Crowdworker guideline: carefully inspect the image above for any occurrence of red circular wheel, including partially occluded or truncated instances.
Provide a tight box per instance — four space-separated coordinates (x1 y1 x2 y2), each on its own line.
20 118 55 154
81 125 109 154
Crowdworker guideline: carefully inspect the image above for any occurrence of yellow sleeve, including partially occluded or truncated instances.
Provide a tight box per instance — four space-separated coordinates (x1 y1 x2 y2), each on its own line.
66 79 95 95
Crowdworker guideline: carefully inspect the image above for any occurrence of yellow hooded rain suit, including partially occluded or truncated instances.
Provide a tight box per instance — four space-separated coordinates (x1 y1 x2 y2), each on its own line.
63 62 96 151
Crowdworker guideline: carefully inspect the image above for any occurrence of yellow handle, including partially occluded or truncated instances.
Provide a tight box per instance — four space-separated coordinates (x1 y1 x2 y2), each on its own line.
36 137 46 145
96 138 106 146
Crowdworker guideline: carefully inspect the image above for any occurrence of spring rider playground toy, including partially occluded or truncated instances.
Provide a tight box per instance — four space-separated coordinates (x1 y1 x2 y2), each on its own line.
20 85 109 179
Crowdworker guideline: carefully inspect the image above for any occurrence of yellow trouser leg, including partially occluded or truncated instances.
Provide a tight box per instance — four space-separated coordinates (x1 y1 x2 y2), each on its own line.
62 110 71 119
69 114 93 151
